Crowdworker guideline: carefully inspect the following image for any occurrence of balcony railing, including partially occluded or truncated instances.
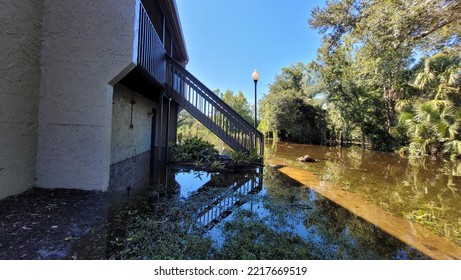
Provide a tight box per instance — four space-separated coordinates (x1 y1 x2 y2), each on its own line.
137 2 165 85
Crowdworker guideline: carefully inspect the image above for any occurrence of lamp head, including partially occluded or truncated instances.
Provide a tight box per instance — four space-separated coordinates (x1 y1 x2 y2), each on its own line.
252 69 259 82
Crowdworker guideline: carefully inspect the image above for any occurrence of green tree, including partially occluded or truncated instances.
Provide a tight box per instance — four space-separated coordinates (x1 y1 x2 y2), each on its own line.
313 40 392 149
399 53 461 158
259 63 322 143
309 0 460 55
308 0 461 152
221 90 253 125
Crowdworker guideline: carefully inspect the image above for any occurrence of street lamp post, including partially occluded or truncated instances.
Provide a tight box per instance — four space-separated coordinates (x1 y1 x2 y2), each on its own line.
252 69 259 128
321 103 328 146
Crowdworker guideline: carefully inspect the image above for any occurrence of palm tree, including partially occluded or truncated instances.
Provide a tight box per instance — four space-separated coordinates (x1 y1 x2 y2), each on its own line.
399 53 461 158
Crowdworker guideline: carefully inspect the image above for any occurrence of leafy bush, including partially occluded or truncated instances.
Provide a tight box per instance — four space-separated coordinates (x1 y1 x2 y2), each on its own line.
210 160 226 171
169 137 260 172
229 148 260 165
169 137 219 163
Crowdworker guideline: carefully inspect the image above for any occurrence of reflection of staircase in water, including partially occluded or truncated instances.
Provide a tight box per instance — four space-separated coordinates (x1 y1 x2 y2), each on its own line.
188 171 263 230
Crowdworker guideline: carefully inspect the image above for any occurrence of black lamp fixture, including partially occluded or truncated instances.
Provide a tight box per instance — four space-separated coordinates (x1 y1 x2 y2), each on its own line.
252 69 259 128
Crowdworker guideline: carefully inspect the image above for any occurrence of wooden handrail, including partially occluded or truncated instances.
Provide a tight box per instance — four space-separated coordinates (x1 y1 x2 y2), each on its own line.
167 56 254 133
166 56 264 156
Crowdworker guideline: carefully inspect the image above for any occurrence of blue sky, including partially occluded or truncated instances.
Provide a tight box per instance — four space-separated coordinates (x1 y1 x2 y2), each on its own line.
175 0 325 102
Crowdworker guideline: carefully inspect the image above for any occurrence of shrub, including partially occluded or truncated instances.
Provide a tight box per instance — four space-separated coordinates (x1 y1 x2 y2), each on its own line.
229 148 260 165
169 137 219 163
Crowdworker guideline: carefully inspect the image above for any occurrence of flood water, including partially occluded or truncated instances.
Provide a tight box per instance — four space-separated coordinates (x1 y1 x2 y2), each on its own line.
3 143 459 259
267 142 461 248
39 142 459 259
94 164 428 260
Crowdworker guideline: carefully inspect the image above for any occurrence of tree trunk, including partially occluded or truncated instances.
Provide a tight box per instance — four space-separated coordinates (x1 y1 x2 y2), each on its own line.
383 86 397 134
339 130 343 147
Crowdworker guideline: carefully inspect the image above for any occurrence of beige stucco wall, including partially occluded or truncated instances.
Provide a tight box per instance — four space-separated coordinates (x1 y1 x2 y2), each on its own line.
0 0 44 199
36 0 138 191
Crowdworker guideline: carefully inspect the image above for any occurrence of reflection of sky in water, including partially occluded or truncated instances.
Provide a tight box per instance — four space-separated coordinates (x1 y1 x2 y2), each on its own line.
175 171 210 198
171 167 428 259
211 187 333 253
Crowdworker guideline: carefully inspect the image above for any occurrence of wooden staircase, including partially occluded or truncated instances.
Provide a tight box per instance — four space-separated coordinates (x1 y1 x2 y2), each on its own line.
136 2 264 158
165 57 264 156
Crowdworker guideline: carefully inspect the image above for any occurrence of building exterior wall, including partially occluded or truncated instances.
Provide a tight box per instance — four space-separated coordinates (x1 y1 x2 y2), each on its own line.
0 0 44 199
108 88 158 208
0 0 186 199
36 0 137 191
111 84 155 165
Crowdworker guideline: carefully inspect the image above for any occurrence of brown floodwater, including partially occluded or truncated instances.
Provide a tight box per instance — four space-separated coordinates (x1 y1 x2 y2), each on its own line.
266 141 461 258
107 166 430 259
6 144 458 259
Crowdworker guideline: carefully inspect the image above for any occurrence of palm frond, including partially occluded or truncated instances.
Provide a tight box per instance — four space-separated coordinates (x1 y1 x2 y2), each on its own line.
415 102 440 124
399 112 415 124
444 140 461 157
427 99 450 109
413 71 436 90
439 64 461 87
395 99 413 111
